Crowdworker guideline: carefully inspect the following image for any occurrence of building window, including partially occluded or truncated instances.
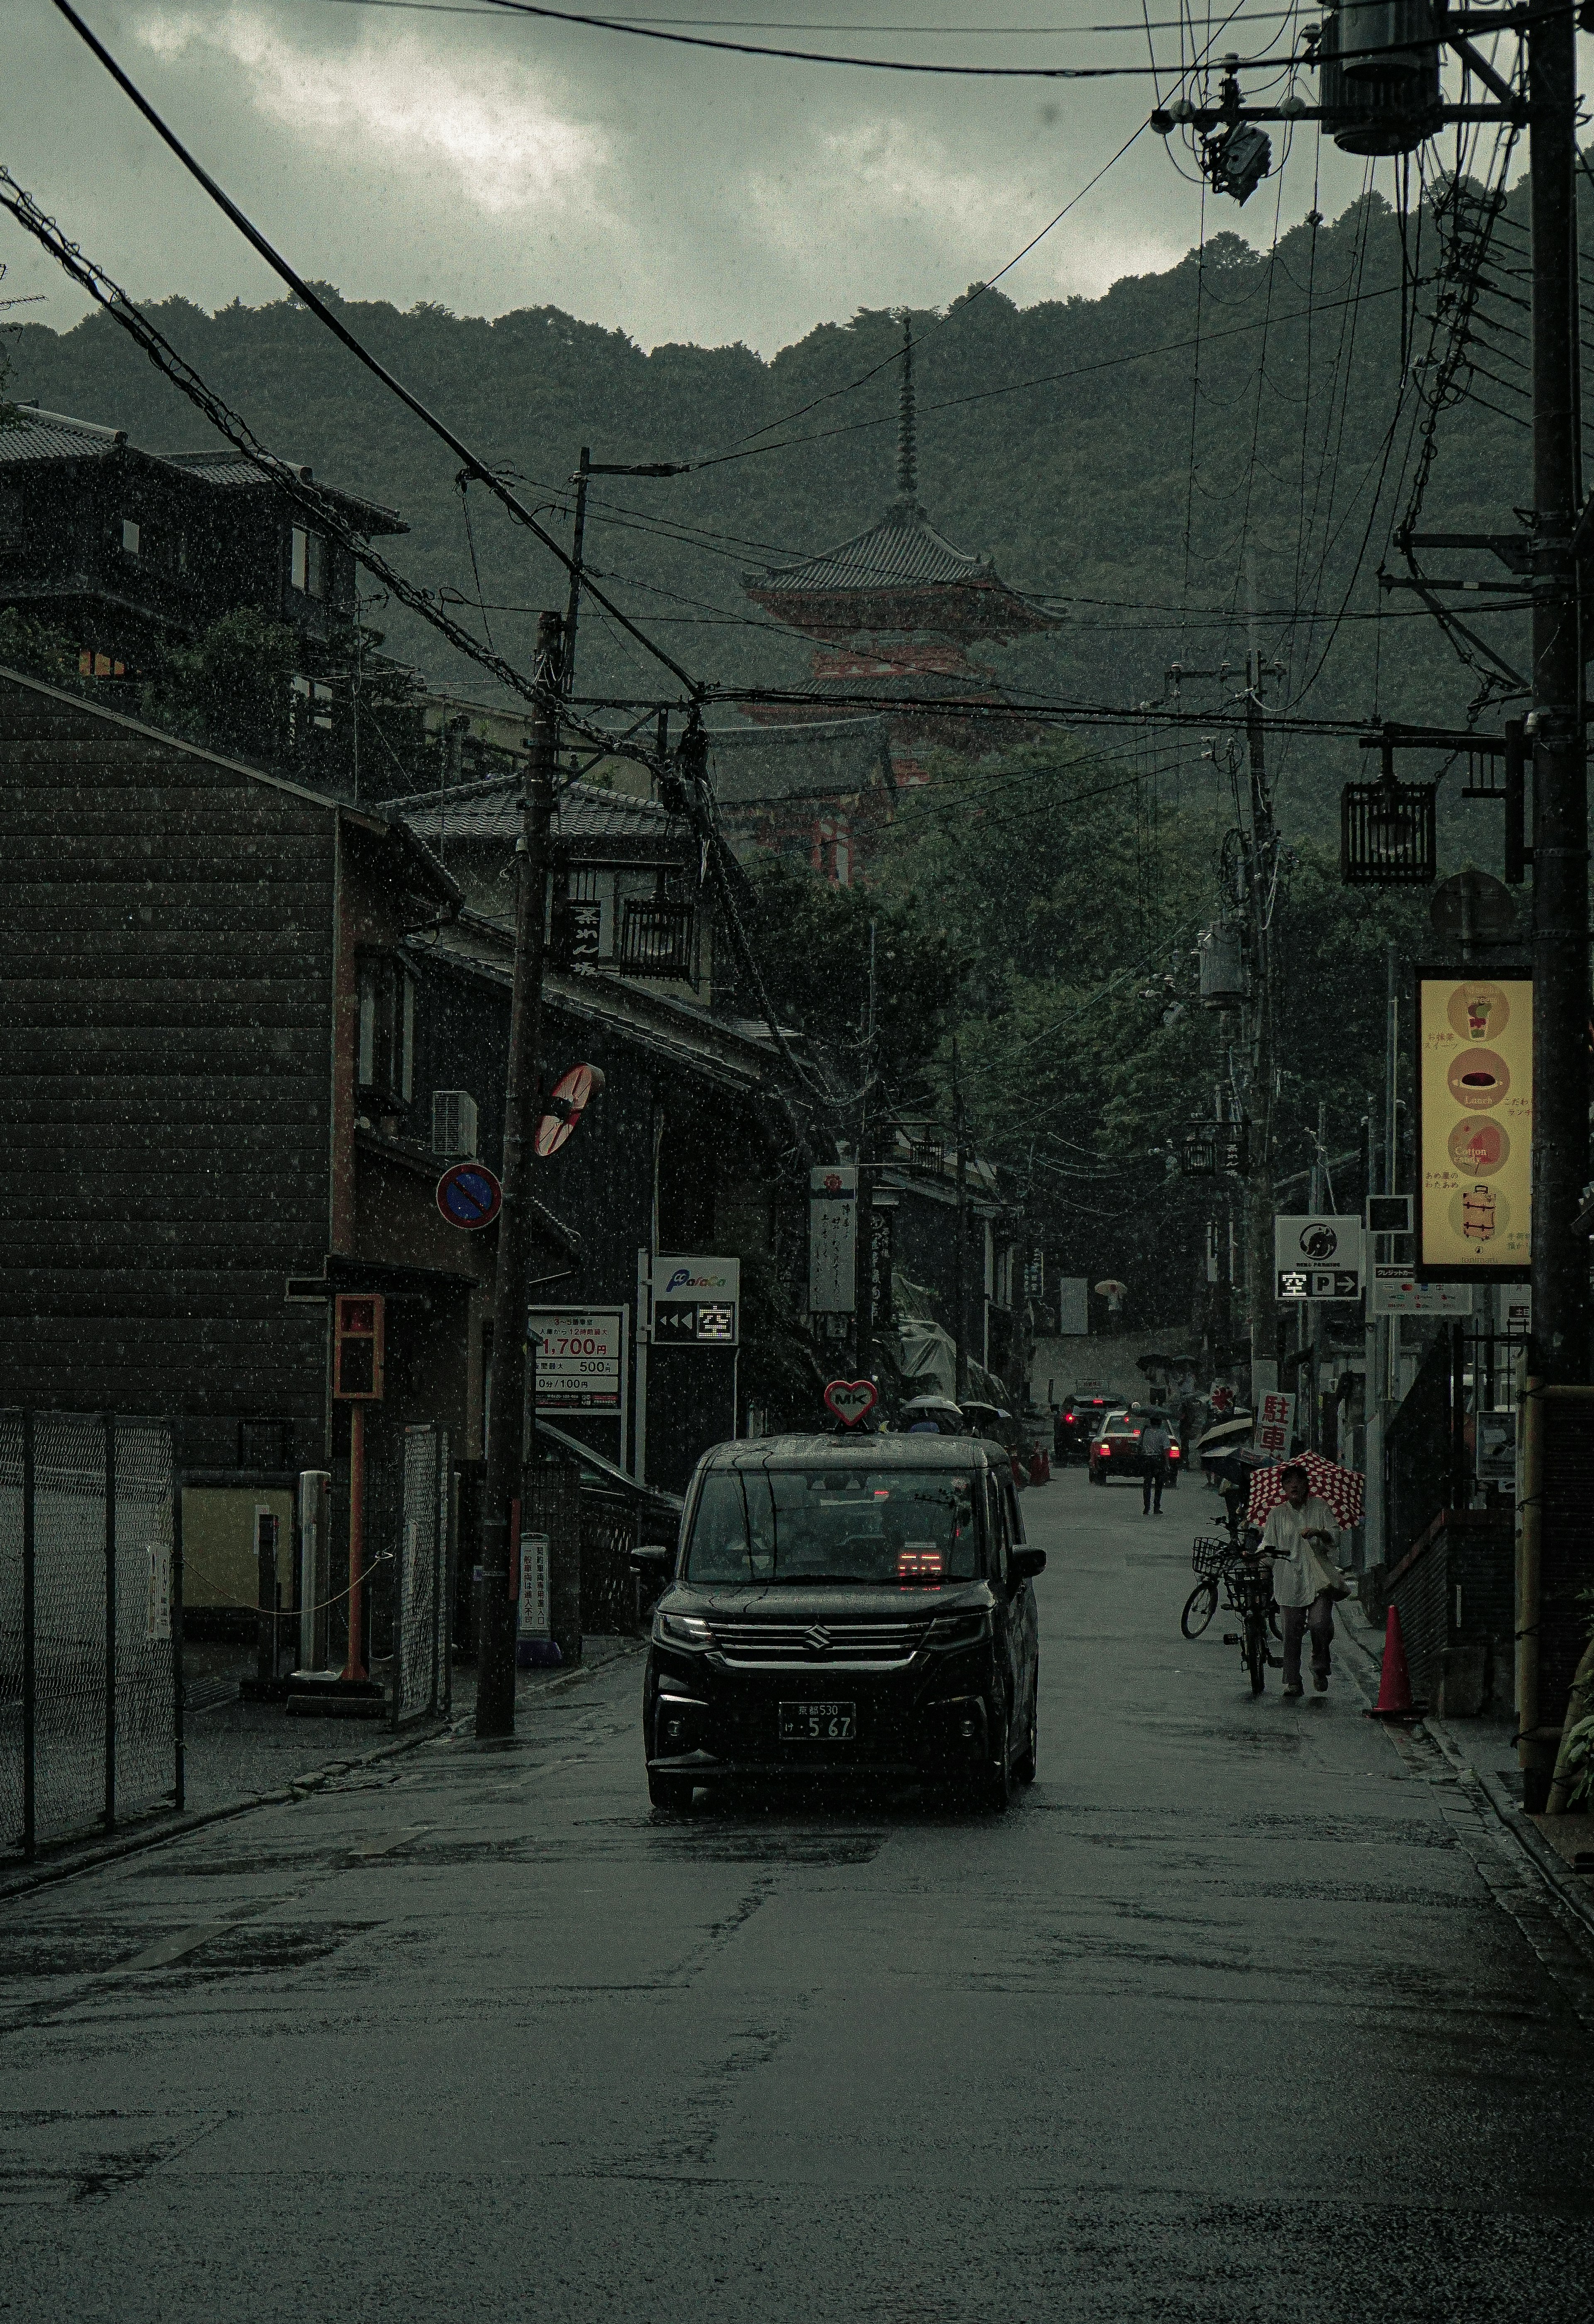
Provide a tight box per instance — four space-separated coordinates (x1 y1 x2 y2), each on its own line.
292 673 337 736
121 518 141 556
356 952 416 1108
290 526 325 598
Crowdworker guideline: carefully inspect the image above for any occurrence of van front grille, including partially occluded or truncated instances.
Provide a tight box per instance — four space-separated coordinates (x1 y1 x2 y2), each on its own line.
708 1617 933 1668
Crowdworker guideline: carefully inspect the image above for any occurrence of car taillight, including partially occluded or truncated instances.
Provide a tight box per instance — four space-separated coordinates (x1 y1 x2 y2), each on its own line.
1169 1446 1181 1460
1063 1410 1075 1423
1097 1443 1110 1456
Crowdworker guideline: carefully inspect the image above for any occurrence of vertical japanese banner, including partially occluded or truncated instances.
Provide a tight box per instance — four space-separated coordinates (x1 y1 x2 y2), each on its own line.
1256 1391 1296 1458
1416 971 1533 1277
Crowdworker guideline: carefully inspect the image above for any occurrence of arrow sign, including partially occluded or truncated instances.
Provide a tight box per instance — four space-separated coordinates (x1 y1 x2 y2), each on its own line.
436 1161 502 1230
824 1378 878 1429
535 1062 605 1159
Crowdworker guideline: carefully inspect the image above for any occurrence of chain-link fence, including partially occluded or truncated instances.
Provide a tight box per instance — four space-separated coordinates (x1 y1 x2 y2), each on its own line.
0 1412 179 1860
393 1424 451 1725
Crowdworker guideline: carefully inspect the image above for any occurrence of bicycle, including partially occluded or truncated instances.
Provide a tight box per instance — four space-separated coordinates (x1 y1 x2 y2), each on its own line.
1180 1537 1235 1639
1221 1554 1277 1696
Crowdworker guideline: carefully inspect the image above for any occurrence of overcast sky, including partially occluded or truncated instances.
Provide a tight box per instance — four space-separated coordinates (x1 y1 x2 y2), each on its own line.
5 2 1435 355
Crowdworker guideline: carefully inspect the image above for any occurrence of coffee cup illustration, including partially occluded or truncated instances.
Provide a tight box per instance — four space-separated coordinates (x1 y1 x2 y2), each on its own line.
1446 1048 1510 1109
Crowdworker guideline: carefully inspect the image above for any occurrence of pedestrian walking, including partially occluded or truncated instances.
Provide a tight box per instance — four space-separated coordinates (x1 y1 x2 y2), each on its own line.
1258 1463 1343 1698
1139 1414 1173 1515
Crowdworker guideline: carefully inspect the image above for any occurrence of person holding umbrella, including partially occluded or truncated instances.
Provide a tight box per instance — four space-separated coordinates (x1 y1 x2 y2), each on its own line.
1257 1461 1342 1698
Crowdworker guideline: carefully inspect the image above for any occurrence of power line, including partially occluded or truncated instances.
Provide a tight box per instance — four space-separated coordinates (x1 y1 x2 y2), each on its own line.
684 0 1262 467
318 0 1304 29
689 277 1410 471
360 0 1297 74
46 0 700 697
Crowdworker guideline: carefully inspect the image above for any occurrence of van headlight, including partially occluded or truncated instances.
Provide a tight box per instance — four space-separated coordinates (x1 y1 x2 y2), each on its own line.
929 1610 990 1649
653 1610 712 1648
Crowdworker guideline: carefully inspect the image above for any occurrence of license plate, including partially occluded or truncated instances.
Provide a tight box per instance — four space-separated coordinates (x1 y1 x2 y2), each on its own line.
779 1700 857 1742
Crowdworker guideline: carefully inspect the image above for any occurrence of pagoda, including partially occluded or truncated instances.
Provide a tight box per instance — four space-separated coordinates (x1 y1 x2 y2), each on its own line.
742 322 1060 788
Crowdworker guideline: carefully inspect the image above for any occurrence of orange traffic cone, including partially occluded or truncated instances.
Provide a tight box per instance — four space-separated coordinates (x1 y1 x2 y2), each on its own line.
1365 1605 1424 1720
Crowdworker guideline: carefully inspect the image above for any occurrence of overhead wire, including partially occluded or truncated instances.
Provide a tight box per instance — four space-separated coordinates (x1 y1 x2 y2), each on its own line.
45 0 701 695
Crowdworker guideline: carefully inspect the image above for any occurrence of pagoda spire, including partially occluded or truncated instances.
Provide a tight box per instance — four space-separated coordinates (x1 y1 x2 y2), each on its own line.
894 314 918 507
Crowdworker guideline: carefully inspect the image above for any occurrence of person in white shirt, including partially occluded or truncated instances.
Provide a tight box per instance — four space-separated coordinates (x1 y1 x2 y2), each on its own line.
1139 1416 1174 1514
1257 1463 1342 1698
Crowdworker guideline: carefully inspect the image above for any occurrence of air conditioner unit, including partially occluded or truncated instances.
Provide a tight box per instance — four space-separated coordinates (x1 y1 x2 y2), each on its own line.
432 1089 479 1160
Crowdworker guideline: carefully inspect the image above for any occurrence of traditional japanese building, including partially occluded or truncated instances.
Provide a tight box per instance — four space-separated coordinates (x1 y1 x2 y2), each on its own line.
742 325 1060 802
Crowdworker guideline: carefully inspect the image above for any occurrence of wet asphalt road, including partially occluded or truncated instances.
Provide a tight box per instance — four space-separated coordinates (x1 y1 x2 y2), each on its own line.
3 1469 1594 2322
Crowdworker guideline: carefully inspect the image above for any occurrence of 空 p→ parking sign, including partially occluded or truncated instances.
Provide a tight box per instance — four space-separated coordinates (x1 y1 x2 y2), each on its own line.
1274 1213 1363 1301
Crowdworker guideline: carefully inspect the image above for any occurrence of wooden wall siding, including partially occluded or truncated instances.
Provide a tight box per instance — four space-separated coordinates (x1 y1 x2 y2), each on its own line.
0 677 337 1457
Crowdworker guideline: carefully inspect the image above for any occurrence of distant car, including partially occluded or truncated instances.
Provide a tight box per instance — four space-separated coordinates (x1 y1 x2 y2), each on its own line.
1088 1405 1182 1488
1055 1393 1115 1464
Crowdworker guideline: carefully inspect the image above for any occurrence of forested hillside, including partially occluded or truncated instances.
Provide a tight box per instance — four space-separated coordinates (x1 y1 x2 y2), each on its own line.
5 173 1553 1322
4 178 1541 837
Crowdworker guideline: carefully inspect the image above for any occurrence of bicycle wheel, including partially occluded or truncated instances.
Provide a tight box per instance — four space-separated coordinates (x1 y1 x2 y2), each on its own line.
1245 1615 1267 1696
1181 1579 1219 1639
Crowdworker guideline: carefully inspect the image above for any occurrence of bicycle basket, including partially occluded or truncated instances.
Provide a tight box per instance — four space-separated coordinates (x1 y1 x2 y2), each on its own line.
1227 1561 1274 1615
1191 1537 1230 1580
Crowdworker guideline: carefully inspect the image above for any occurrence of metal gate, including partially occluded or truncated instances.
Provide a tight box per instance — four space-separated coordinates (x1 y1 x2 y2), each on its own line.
0 1412 180 1859
393 1424 451 1725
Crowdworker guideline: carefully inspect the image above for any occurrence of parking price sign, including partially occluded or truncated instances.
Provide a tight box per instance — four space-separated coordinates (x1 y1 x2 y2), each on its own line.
529 1308 626 1412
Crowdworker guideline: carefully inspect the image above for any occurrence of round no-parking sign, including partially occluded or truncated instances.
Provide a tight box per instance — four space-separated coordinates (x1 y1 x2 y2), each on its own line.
436 1162 503 1230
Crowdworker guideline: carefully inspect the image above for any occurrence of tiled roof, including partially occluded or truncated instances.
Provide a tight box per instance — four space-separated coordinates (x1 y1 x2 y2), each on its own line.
751 499 996 593
403 775 686 846
0 408 126 463
0 407 405 531
159 451 407 533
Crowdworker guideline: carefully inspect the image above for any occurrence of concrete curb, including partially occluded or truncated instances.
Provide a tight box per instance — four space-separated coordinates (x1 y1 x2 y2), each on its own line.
1337 1598 1594 1949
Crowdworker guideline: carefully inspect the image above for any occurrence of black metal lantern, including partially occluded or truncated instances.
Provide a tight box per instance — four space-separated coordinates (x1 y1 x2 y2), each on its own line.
1340 770 1438 884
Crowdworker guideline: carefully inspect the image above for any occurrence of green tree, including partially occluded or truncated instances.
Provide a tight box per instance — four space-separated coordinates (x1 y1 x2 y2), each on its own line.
140 604 298 762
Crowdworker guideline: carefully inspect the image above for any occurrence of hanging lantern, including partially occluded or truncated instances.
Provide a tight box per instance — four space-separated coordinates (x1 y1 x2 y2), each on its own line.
1341 733 1438 884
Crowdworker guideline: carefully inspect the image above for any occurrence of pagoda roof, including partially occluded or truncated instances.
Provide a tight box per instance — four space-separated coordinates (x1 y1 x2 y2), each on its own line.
753 497 997 594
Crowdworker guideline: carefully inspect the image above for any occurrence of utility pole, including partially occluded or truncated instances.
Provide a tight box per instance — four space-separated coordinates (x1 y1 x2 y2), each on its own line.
952 1039 969 1400
475 609 563 1739
854 920 878 1382
1242 659 1280 1404
562 448 590 696
1528 0 1590 1387
560 449 689 700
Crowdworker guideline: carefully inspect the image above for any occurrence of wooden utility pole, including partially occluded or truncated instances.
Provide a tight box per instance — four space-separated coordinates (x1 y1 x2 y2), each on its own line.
1242 663 1279 1401
475 609 563 1739
952 1041 970 1399
1528 1 1590 1387
562 448 591 697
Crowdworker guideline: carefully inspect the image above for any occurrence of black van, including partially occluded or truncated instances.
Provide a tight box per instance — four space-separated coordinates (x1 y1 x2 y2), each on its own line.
633 1434 1044 1812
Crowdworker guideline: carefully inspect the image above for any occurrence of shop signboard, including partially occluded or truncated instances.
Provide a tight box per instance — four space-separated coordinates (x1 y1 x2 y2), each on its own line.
1415 969 1532 1278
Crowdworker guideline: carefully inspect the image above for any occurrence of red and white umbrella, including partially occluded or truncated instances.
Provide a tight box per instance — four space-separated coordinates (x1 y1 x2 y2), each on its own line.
1246 1449 1364 1528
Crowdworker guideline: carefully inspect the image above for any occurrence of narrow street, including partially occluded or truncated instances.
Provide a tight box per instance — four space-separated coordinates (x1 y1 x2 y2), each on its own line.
4 1471 1592 2323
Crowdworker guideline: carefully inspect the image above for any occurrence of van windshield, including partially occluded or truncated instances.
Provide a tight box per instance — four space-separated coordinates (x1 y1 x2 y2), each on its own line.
685 1468 980 1586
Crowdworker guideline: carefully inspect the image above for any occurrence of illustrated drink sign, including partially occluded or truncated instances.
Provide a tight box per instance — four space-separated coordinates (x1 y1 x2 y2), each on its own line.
1416 971 1532 1277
